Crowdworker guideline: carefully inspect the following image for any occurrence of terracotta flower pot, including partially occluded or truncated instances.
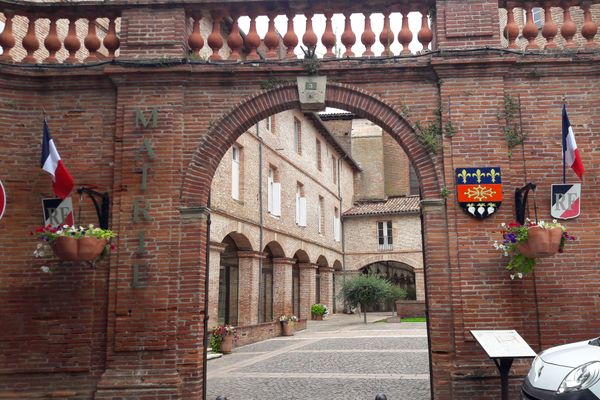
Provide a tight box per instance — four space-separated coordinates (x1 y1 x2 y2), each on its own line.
517 226 563 258
51 236 78 261
77 237 107 261
281 321 294 336
50 236 107 261
312 314 323 321
220 334 233 354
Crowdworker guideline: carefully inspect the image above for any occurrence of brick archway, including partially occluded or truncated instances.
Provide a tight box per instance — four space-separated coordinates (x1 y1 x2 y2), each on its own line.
181 82 442 207
182 82 452 399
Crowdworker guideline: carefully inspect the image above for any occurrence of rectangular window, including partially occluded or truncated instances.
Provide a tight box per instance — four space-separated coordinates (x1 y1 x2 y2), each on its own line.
294 117 302 155
231 145 240 200
292 266 300 317
295 183 307 227
315 272 321 304
316 139 322 170
378 221 393 251
333 207 341 242
332 156 337 184
266 115 274 133
268 166 281 217
318 196 324 234
218 263 239 326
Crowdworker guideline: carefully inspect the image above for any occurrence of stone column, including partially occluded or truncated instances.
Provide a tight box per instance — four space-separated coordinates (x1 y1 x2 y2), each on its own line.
208 242 227 326
272 257 295 318
319 267 334 312
237 251 264 326
415 267 425 301
298 263 317 320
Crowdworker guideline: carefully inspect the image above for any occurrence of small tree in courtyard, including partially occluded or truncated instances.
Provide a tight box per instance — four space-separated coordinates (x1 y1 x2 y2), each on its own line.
339 274 405 324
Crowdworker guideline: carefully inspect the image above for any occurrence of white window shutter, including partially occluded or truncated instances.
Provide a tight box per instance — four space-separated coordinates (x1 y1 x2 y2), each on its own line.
231 153 240 200
272 182 281 216
267 180 273 214
334 217 340 241
299 197 307 227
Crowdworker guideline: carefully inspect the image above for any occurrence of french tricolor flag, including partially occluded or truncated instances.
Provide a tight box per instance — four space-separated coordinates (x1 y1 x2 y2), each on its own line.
41 120 74 199
562 105 584 180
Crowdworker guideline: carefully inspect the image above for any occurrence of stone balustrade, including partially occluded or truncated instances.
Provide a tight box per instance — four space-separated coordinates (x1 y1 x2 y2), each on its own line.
0 2 121 64
500 1 600 50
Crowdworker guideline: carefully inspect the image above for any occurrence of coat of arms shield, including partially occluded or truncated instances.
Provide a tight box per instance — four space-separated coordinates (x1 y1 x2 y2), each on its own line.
456 167 503 219
551 184 581 219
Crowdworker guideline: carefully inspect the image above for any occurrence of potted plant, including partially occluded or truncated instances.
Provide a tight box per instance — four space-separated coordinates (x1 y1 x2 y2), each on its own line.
279 315 298 336
311 303 329 320
34 224 115 262
210 324 238 354
494 219 575 279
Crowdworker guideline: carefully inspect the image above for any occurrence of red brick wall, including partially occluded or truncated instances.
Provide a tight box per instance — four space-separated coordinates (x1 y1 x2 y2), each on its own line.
236 320 307 348
395 300 427 319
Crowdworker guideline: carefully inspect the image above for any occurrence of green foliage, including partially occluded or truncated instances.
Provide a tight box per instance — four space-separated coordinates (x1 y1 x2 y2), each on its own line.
401 317 427 322
444 120 456 138
210 333 222 353
414 121 442 154
311 303 328 316
338 274 396 323
405 286 417 301
497 93 526 150
388 286 408 302
440 187 451 198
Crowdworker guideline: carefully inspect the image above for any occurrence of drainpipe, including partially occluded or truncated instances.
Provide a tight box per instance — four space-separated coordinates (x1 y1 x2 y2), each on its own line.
338 156 347 313
257 122 264 323
202 189 211 400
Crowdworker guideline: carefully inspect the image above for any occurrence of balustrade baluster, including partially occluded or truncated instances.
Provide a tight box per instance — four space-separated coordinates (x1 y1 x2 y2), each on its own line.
22 16 39 63
581 2 598 48
303 13 318 52
0 12 16 62
84 18 101 62
264 13 279 59
523 5 540 49
361 13 376 56
208 10 223 60
379 10 393 56
64 17 80 63
398 7 413 55
322 12 336 58
283 12 298 59
227 12 243 60
104 17 120 58
245 13 261 60
188 14 204 57
341 13 355 57
560 3 577 49
44 16 61 63
417 8 433 51
505 6 519 49
541 3 558 49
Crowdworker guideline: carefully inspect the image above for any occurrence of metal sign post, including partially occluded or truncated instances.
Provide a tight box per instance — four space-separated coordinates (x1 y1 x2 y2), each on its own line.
471 330 537 400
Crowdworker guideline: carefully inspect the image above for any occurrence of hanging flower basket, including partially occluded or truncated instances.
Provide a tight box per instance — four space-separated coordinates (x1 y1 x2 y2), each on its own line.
34 224 115 262
494 220 575 279
516 226 563 258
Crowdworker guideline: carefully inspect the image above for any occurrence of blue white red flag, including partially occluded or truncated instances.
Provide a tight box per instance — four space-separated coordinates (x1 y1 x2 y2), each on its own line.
562 105 584 180
41 119 73 199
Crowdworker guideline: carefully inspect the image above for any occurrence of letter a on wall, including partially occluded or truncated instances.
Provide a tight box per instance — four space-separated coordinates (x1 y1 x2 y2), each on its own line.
551 184 581 219
456 167 503 219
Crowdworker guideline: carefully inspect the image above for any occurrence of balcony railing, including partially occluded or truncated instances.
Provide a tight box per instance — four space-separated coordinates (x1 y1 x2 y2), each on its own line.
499 1 600 51
378 243 394 251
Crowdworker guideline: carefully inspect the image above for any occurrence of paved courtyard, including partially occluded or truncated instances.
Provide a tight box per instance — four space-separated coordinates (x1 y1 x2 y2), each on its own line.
207 313 430 400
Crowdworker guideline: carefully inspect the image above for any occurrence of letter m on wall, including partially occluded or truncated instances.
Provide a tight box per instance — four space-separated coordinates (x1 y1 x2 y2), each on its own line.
135 109 158 128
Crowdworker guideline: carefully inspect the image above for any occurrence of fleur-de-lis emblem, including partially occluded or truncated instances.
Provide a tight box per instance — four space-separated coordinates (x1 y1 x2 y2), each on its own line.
457 169 470 184
487 169 501 183
473 169 486 183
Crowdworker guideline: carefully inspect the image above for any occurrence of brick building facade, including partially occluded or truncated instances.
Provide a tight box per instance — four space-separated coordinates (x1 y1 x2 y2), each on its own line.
0 1 599 399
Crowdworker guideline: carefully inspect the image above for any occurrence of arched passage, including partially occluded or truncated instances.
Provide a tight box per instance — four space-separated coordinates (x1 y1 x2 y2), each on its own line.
182 82 451 398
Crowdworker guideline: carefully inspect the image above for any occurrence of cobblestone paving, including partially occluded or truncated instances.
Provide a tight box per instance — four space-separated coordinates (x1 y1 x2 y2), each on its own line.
207 313 431 400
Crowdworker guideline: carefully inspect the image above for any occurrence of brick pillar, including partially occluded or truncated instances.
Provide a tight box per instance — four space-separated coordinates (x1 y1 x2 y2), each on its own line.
208 242 227 326
119 7 188 59
435 0 502 49
415 267 425 301
237 251 264 326
319 267 334 312
298 263 317 320
272 257 295 318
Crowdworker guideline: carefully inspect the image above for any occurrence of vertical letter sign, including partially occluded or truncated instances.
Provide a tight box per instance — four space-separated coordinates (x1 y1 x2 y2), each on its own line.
0 178 6 221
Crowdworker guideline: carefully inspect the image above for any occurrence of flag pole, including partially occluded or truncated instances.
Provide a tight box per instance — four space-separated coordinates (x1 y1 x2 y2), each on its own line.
562 96 566 184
